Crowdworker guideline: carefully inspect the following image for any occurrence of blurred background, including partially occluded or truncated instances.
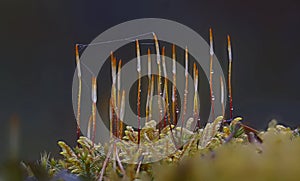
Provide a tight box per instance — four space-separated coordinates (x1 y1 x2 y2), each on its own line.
1 0 300 163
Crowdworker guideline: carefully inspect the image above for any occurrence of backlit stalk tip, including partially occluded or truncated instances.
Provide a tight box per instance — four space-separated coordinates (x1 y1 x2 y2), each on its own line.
185 47 188 76
209 28 214 55
117 59 122 92
147 48 151 79
92 77 97 103
111 54 117 85
193 63 198 92
75 44 79 57
153 33 161 64
136 40 141 73
75 44 81 78
120 90 126 121
162 47 167 77
227 35 232 62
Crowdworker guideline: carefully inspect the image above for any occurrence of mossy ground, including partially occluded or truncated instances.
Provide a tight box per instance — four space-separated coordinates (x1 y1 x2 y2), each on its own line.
3 118 298 181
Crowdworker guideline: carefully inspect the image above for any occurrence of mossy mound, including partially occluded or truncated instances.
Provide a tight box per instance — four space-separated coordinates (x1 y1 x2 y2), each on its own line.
3 117 299 181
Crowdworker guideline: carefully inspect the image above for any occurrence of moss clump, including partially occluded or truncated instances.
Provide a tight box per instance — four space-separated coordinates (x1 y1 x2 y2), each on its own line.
21 118 300 181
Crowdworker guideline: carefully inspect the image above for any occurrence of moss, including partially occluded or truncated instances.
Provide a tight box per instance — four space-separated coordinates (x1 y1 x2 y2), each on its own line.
21 117 300 181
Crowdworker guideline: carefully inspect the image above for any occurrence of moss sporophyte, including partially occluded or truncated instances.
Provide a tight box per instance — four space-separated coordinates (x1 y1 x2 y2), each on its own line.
19 29 300 181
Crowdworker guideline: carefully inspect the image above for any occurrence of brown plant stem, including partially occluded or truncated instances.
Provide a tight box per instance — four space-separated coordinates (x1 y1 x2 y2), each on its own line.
99 144 114 181
91 77 97 145
172 44 177 126
180 47 189 141
146 48 152 123
193 64 199 127
220 76 225 118
209 28 215 120
75 44 82 140
153 33 163 133
136 39 141 145
117 59 122 138
227 35 233 119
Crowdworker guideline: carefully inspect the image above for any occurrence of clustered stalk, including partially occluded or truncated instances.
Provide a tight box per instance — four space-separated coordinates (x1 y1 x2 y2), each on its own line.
73 29 236 153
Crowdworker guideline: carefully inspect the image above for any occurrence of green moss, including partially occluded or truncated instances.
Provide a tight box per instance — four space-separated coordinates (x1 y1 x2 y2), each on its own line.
22 117 300 181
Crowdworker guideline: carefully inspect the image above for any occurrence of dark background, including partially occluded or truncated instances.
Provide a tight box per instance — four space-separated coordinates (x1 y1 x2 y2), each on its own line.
1 0 300 162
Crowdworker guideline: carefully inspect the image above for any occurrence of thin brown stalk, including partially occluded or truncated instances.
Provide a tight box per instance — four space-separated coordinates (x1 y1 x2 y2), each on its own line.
136 39 141 145
146 48 152 123
161 47 167 128
87 115 92 139
115 145 126 175
75 44 82 140
227 35 233 119
180 47 189 140
193 64 199 127
161 46 177 148
109 98 113 138
91 77 97 145
149 75 154 121
153 33 163 133
172 44 177 126
135 155 144 178
117 60 122 107
220 76 225 118
99 144 114 181
209 28 215 120
119 90 125 138
117 59 122 138
111 53 117 137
